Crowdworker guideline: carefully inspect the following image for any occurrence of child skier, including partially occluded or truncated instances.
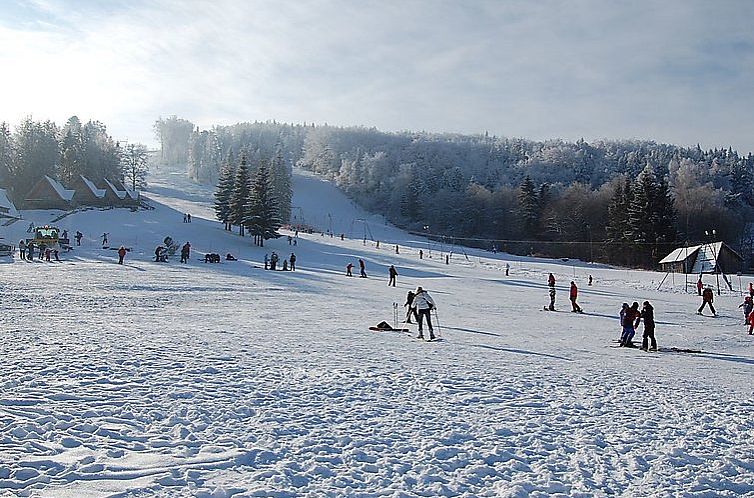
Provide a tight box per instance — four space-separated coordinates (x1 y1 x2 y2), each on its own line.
547 273 556 311
739 296 753 323
619 302 641 347
346 262 353 276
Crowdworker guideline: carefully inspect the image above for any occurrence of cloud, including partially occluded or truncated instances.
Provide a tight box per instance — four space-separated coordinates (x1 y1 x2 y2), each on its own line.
0 0 753 152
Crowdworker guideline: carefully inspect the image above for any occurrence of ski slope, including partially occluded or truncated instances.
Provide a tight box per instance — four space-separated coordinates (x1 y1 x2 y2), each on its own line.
1 165 753 497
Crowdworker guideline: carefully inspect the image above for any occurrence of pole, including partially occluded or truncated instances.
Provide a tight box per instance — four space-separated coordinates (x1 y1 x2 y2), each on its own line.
433 308 442 337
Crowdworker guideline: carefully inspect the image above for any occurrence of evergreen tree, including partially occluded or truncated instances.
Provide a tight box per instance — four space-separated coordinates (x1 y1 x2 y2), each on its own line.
59 116 84 185
213 156 235 231
0 122 12 188
229 155 251 236
517 176 539 238
269 147 292 224
244 160 281 246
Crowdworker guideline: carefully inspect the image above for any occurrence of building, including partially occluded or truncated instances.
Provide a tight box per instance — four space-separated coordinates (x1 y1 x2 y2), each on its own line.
67 175 107 207
103 179 129 207
659 242 744 274
0 188 19 221
23 176 75 210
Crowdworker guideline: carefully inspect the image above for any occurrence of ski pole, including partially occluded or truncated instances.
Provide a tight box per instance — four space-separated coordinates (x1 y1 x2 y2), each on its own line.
393 302 399 329
433 308 441 337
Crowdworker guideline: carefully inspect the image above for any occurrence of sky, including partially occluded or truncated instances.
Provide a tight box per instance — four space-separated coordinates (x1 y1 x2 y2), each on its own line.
1 0 754 153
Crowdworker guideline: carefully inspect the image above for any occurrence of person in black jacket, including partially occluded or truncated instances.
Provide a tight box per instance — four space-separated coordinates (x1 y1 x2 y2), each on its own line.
698 287 716 316
639 301 657 351
388 265 398 286
403 291 418 323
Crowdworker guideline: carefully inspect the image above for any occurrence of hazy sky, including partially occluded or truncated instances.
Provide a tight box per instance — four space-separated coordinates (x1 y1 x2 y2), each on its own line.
2 0 754 152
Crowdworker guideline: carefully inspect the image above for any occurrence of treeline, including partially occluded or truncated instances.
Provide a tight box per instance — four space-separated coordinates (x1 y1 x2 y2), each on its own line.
212 151 291 246
0 116 149 202
158 117 754 268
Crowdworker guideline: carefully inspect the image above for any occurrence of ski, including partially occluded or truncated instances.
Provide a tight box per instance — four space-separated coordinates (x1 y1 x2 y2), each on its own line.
369 327 410 332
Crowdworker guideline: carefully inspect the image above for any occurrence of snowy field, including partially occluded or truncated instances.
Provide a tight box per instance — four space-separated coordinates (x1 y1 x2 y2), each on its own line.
1 166 754 497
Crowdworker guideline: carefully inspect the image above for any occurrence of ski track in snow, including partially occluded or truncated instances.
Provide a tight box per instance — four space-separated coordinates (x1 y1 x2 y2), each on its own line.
0 166 753 497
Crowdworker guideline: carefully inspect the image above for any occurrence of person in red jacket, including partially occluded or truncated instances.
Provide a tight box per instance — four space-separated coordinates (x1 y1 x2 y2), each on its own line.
569 281 582 313
698 286 716 316
696 276 703 296
117 246 127 265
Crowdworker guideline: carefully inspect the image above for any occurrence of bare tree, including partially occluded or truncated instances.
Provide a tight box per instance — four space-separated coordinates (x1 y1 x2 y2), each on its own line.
122 143 149 191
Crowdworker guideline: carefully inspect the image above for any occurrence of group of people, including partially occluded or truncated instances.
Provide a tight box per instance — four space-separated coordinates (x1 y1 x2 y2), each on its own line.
546 273 584 313
182 213 192 223
265 252 296 271
18 240 61 262
346 258 368 278
619 301 656 350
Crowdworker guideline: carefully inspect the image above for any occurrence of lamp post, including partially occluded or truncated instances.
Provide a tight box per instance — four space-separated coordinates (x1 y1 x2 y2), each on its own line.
705 229 721 295
423 225 431 258
586 224 593 263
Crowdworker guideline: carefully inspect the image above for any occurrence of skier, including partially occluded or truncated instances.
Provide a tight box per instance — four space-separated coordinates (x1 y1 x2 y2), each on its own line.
287 235 292 245
388 265 397 287
38 243 46 260
346 262 353 276
413 287 436 340
45 248 51 262
264 253 269 270
547 273 556 311
569 281 582 313
588 275 593 286
19 239 26 260
61 230 68 241
749 282 753 297
419 249 423 260
27 242 35 261
155 245 164 262
696 276 703 296
101 233 108 247
226 253 237 261
117 246 127 265
187 213 191 223
404 290 419 323
697 286 716 316
739 296 753 323
639 301 657 351
75 231 83 246
282 259 289 271
505 263 510 276
183 213 187 223
359 258 367 278
180 242 191 264
289 253 296 271
270 252 279 270
619 302 641 347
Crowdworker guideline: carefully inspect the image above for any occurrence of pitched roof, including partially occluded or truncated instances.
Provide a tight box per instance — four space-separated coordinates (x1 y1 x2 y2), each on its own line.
659 245 701 264
45 175 75 201
103 179 127 200
80 176 106 198
0 188 19 218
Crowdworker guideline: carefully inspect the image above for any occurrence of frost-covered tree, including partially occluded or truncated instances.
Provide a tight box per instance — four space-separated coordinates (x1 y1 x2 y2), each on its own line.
121 143 149 191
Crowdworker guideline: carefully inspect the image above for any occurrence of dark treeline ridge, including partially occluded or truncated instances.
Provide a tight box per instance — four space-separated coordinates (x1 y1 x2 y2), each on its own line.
158 116 754 268
0 116 149 202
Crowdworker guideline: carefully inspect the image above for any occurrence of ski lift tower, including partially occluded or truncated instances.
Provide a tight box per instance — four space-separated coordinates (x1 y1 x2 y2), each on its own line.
350 218 374 245
290 206 305 231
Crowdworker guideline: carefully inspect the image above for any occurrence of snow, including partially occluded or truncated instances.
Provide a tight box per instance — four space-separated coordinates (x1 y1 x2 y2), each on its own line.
1 165 754 496
45 175 75 201
80 176 107 198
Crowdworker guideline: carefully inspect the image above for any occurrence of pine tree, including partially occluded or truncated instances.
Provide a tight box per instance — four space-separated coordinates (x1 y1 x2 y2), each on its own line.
213 157 235 230
518 176 539 238
229 155 251 236
269 147 292 224
244 160 281 246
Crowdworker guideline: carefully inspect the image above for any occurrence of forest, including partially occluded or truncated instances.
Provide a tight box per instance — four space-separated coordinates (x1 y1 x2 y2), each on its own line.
156 116 754 269
0 116 149 202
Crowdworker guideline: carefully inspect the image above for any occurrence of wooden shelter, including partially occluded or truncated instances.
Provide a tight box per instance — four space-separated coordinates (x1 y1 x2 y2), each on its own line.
68 175 107 207
659 242 743 274
23 176 75 210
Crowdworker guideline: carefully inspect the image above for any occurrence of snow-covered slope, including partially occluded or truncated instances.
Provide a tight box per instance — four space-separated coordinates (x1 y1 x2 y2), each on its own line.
0 166 753 497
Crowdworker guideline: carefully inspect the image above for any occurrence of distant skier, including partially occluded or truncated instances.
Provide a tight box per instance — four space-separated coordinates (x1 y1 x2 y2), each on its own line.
287 235 292 245
547 273 556 311
45 248 51 262
388 265 397 286
359 258 367 278
282 259 289 271
183 213 187 223
226 253 237 261
619 302 641 347
698 286 716 316
75 231 83 246
403 290 419 324
187 213 191 223
569 281 582 313
289 253 296 271
419 249 423 260
27 242 35 261
346 262 353 277
639 301 657 351
413 287 436 340
739 296 753 323
696 276 703 296
118 246 127 265
101 233 108 247
19 239 26 260
38 244 46 260
264 253 269 270
505 263 510 276
588 274 593 286
155 246 164 262
270 251 279 270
